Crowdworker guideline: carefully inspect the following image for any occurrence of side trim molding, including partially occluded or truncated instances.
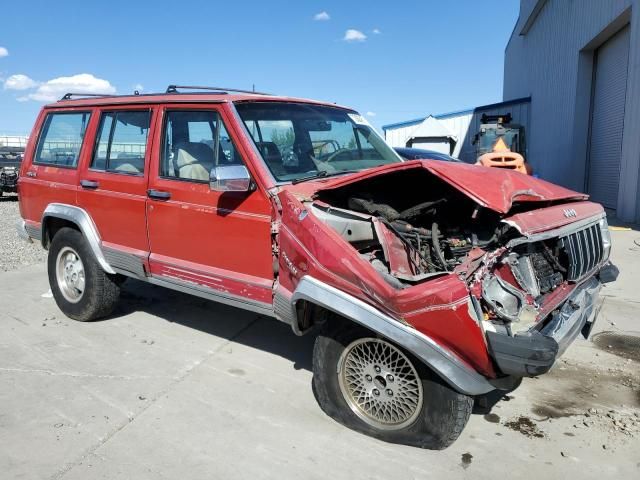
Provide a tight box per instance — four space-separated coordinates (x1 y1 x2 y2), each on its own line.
291 276 495 396
42 203 116 274
148 275 276 318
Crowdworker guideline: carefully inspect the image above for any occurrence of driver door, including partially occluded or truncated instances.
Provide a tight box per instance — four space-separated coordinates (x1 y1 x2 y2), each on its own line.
145 106 274 311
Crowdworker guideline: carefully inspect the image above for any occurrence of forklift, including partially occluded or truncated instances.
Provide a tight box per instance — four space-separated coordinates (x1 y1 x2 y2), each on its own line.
473 113 532 174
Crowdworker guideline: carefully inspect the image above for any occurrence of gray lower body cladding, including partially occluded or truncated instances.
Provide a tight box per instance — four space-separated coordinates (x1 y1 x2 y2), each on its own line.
291 276 496 396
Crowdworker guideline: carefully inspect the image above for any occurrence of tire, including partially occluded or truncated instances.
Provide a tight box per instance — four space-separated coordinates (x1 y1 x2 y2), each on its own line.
47 227 121 321
312 320 473 449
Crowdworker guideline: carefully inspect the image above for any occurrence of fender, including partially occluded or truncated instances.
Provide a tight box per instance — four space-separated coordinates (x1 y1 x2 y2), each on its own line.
290 275 495 396
42 203 116 275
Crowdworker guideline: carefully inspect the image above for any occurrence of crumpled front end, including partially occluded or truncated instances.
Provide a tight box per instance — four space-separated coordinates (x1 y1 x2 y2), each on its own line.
276 163 617 387
475 214 616 377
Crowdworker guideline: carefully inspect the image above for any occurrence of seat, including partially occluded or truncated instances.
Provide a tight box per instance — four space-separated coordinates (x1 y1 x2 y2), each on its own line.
112 152 144 174
255 142 285 177
174 142 214 181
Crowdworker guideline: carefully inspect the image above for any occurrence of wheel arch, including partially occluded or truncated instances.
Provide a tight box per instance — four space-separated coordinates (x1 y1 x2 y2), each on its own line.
290 276 495 396
42 203 116 274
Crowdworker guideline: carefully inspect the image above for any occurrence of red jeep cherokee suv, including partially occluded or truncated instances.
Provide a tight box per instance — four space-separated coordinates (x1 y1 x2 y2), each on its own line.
17 86 617 449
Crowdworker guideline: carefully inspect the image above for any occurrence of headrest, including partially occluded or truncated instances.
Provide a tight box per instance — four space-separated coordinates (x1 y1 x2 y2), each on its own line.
175 142 214 168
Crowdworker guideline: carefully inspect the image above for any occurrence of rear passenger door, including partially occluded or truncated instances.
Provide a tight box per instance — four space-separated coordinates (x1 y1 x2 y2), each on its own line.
77 107 156 277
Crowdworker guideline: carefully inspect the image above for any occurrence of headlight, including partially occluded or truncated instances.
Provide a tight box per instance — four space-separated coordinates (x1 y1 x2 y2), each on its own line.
599 217 611 260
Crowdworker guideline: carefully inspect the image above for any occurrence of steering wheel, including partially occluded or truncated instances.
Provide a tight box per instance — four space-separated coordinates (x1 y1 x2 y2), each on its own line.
325 148 355 163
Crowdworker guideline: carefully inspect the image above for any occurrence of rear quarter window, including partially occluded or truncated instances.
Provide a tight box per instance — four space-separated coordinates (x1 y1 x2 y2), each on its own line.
34 111 91 168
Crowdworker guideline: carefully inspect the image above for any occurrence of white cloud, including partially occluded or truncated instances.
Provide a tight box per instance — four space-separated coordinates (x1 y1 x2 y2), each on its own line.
314 11 330 21
372 28 381 34
21 73 116 102
366 111 376 117
133 83 144 92
0 47 8 57
4 74 39 90
343 29 367 42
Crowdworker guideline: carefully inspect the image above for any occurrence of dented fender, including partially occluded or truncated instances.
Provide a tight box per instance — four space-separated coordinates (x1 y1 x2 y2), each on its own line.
276 189 497 379
292 276 495 395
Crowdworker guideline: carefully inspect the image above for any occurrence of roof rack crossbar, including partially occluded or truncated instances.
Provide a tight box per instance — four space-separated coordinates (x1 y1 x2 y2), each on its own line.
166 85 271 96
60 92 112 101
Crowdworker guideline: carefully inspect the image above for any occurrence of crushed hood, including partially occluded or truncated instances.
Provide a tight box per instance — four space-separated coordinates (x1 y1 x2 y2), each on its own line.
284 160 587 214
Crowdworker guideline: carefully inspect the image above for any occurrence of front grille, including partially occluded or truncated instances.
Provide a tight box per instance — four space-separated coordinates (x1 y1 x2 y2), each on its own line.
559 223 604 281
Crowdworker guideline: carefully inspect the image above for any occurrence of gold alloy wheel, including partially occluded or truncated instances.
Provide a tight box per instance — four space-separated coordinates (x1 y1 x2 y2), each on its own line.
338 337 423 430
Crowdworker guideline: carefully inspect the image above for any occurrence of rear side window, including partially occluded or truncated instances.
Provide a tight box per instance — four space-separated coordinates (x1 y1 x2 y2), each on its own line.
34 112 91 167
91 110 151 175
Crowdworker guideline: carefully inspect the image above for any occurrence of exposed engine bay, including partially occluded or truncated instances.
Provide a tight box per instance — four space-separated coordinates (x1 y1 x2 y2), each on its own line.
312 169 513 286
308 168 607 332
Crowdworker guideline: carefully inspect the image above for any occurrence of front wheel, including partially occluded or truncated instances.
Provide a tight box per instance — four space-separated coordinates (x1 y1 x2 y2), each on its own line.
312 321 473 449
47 227 121 321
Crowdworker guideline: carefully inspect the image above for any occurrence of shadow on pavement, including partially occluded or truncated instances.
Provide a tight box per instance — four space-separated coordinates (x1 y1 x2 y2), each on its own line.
114 278 318 372
111 278 521 416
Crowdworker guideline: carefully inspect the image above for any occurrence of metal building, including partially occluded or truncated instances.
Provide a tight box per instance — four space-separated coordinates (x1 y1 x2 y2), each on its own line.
383 98 531 164
505 0 640 222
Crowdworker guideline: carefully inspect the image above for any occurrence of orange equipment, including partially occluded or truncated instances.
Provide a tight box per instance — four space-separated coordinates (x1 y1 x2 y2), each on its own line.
472 113 533 175
475 137 533 174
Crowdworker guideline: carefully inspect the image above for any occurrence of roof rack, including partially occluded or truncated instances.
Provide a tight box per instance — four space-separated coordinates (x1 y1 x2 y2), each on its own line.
60 92 113 101
165 85 271 95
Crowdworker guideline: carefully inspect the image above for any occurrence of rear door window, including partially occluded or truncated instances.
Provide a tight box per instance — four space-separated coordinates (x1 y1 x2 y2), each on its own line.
34 112 91 168
91 110 151 175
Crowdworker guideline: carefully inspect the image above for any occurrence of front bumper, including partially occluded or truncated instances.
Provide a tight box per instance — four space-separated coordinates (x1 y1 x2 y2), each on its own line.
485 267 613 377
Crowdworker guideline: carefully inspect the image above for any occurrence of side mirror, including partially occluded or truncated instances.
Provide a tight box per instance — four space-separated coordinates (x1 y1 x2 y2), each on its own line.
209 165 252 192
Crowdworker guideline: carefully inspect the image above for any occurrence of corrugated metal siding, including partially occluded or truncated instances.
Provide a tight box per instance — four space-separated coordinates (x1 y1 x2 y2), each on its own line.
438 113 473 160
587 25 631 209
505 0 640 222
383 101 530 163
385 123 421 148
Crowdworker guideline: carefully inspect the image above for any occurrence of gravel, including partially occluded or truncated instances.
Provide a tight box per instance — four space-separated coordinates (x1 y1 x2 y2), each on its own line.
0 194 46 272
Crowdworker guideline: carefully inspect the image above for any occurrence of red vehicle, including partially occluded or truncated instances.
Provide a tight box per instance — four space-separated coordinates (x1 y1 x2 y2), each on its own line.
17 86 617 449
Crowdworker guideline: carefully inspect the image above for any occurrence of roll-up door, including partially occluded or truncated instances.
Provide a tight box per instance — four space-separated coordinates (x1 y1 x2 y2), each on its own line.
587 25 631 210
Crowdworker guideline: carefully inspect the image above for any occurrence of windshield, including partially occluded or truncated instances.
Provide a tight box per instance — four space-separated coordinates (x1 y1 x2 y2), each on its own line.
235 102 402 182
477 128 521 156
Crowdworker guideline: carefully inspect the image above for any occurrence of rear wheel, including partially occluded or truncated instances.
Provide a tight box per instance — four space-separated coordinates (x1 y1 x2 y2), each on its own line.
312 321 473 449
47 227 121 321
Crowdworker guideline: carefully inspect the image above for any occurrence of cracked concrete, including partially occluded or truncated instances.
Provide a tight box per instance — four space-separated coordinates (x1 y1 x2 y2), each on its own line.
0 230 639 479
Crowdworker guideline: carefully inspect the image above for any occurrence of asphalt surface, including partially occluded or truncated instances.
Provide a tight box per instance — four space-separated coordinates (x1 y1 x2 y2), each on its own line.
0 219 639 479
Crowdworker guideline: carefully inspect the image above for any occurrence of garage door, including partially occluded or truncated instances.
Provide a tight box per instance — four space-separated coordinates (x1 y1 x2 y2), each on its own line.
587 25 631 210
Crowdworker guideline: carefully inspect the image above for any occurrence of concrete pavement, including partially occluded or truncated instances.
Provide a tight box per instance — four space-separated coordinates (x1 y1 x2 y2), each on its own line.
0 230 638 479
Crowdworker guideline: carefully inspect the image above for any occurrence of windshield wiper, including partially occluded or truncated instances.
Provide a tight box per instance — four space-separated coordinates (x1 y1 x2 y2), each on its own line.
291 170 360 185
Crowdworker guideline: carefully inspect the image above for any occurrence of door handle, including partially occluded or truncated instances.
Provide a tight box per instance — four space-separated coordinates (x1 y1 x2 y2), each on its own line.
80 179 99 189
147 189 171 201
26 171 37 178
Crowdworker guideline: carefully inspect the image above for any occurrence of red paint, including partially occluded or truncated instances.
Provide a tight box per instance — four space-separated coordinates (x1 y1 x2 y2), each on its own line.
299 160 587 214
503 201 603 235
77 106 156 252
19 92 606 382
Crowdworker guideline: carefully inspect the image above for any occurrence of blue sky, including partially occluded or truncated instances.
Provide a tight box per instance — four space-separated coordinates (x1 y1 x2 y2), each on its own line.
0 0 519 135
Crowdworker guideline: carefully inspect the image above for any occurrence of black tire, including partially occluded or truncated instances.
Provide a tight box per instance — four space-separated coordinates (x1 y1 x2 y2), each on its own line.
47 227 121 321
312 320 473 449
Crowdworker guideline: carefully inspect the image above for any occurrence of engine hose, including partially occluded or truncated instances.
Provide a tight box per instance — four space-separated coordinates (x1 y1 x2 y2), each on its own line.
431 222 449 271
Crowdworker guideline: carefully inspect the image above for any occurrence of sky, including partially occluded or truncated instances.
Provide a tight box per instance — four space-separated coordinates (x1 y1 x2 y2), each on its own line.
0 0 519 135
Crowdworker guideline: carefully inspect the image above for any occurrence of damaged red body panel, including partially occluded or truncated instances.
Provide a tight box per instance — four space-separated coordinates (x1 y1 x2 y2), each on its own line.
18 93 616 434
277 157 612 381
